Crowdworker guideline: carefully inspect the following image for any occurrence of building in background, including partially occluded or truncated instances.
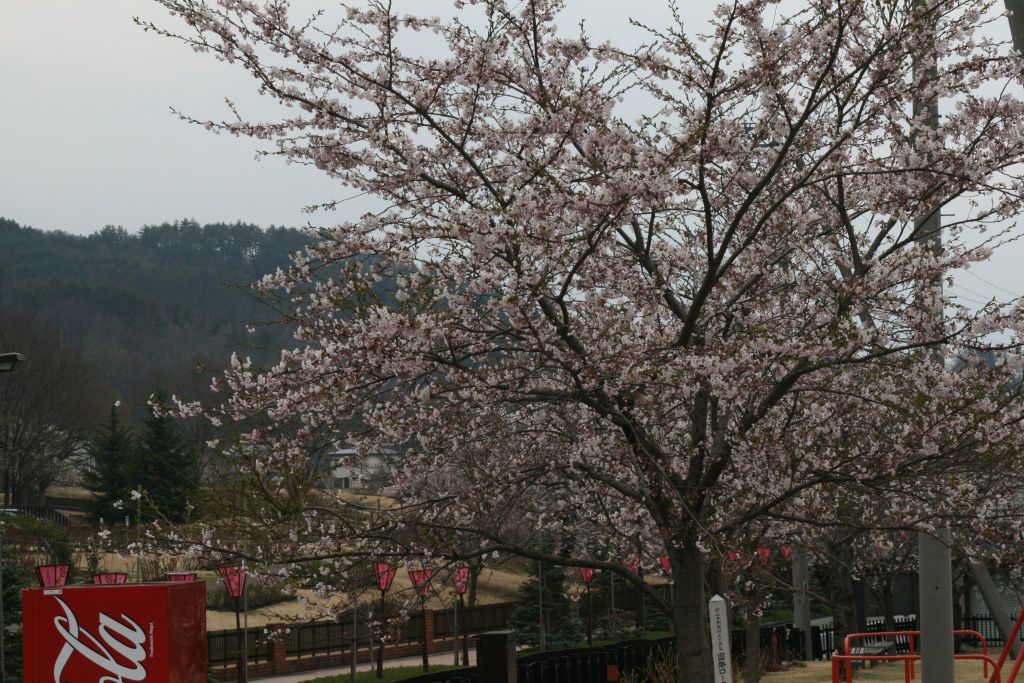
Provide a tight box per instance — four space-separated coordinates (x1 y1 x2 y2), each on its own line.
326 445 392 491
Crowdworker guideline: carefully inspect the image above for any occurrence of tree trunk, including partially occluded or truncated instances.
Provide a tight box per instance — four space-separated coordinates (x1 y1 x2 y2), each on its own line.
881 584 896 633
744 613 761 683
853 579 869 632
825 540 857 668
706 556 724 600
868 577 897 651
672 542 713 682
467 561 482 607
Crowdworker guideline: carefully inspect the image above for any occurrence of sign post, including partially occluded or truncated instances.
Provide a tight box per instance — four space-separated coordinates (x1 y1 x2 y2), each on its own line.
709 594 734 683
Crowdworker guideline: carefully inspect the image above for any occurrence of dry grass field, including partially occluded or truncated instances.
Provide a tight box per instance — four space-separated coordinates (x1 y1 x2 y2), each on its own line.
55 484 528 632
204 564 527 630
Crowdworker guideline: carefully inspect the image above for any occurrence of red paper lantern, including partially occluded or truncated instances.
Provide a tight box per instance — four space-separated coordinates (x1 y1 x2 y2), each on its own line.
165 571 199 582
35 564 69 588
373 561 398 592
92 572 128 585
578 567 595 585
624 558 639 575
726 550 740 562
780 544 794 561
659 555 671 573
217 565 247 599
452 565 471 595
409 568 433 598
757 546 771 566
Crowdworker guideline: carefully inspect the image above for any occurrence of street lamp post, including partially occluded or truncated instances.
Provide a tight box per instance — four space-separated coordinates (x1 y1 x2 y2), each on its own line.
625 555 643 632
0 352 22 682
408 568 433 672
659 555 672 618
451 565 470 666
218 565 248 683
372 561 398 679
578 567 596 646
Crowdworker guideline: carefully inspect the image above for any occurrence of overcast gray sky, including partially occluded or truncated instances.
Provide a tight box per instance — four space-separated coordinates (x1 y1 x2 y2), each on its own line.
0 0 695 236
1 0 1022 303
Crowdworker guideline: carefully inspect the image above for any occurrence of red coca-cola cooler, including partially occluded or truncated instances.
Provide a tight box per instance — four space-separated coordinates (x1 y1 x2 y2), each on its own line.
23 580 207 683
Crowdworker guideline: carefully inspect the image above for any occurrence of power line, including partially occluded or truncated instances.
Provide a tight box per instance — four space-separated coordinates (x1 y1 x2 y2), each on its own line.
949 282 994 301
963 269 1020 298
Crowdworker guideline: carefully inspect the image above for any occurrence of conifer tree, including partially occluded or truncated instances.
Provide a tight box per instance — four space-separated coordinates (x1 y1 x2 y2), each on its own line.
135 393 201 522
509 559 583 649
84 404 136 523
1 549 28 683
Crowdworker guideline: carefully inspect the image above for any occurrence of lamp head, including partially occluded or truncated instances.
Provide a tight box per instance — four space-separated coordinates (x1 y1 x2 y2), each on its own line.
0 353 24 373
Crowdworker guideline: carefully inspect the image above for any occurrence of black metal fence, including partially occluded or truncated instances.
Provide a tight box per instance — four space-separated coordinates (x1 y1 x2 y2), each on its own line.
208 626 274 667
434 603 515 639
397 636 676 683
285 620 356 659
964 613 1024 648
2 505 70 527
730 621 807 664
207 601 518 672
808 615 923 660
518 637 675 683
44 495 92 513
219 607 961 675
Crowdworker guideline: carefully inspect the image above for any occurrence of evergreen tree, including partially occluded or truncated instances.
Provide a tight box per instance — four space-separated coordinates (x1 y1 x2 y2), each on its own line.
509 559 583 649
84 404 136 523
1 533 30 682
135 394 201 523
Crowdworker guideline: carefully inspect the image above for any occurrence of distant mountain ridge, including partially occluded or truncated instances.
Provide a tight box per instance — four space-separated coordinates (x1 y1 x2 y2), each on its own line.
0 217 308 404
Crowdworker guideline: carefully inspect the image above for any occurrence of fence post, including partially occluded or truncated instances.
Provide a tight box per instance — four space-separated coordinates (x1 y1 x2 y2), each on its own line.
423 608 435 652
477 630 516 683
271 624 288 673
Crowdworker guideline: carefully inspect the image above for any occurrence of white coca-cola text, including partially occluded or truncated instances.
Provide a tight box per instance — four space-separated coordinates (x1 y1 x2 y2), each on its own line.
51 596 148 683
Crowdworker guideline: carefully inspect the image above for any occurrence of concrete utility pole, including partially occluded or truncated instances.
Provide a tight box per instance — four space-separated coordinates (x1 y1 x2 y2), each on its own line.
1006 0 1024 54
919 529 954 682
912 0 955 679
969 563 1019 659
793 546 813 661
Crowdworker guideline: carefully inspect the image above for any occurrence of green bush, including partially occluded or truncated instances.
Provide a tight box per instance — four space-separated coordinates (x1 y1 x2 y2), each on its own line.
2 513 75 580
2 553 30 683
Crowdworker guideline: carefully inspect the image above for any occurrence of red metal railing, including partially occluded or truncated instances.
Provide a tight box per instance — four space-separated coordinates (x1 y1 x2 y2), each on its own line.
991 605 1024 683
832 652 1000 683
841 629 990 683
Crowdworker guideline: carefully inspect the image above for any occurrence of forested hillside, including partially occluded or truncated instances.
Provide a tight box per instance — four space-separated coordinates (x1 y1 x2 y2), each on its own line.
0 218 308 405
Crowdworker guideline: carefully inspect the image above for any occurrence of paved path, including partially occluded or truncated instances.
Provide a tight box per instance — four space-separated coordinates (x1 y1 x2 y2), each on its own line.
254 650 477 683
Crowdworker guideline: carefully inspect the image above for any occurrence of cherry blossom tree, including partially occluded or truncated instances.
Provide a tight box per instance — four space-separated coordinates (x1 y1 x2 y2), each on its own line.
144 0 1024 678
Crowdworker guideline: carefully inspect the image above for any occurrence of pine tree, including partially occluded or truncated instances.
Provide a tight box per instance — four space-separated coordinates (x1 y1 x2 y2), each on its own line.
1 533 29 682
135 393 201 522
84 404 136 523
509 559 583 649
